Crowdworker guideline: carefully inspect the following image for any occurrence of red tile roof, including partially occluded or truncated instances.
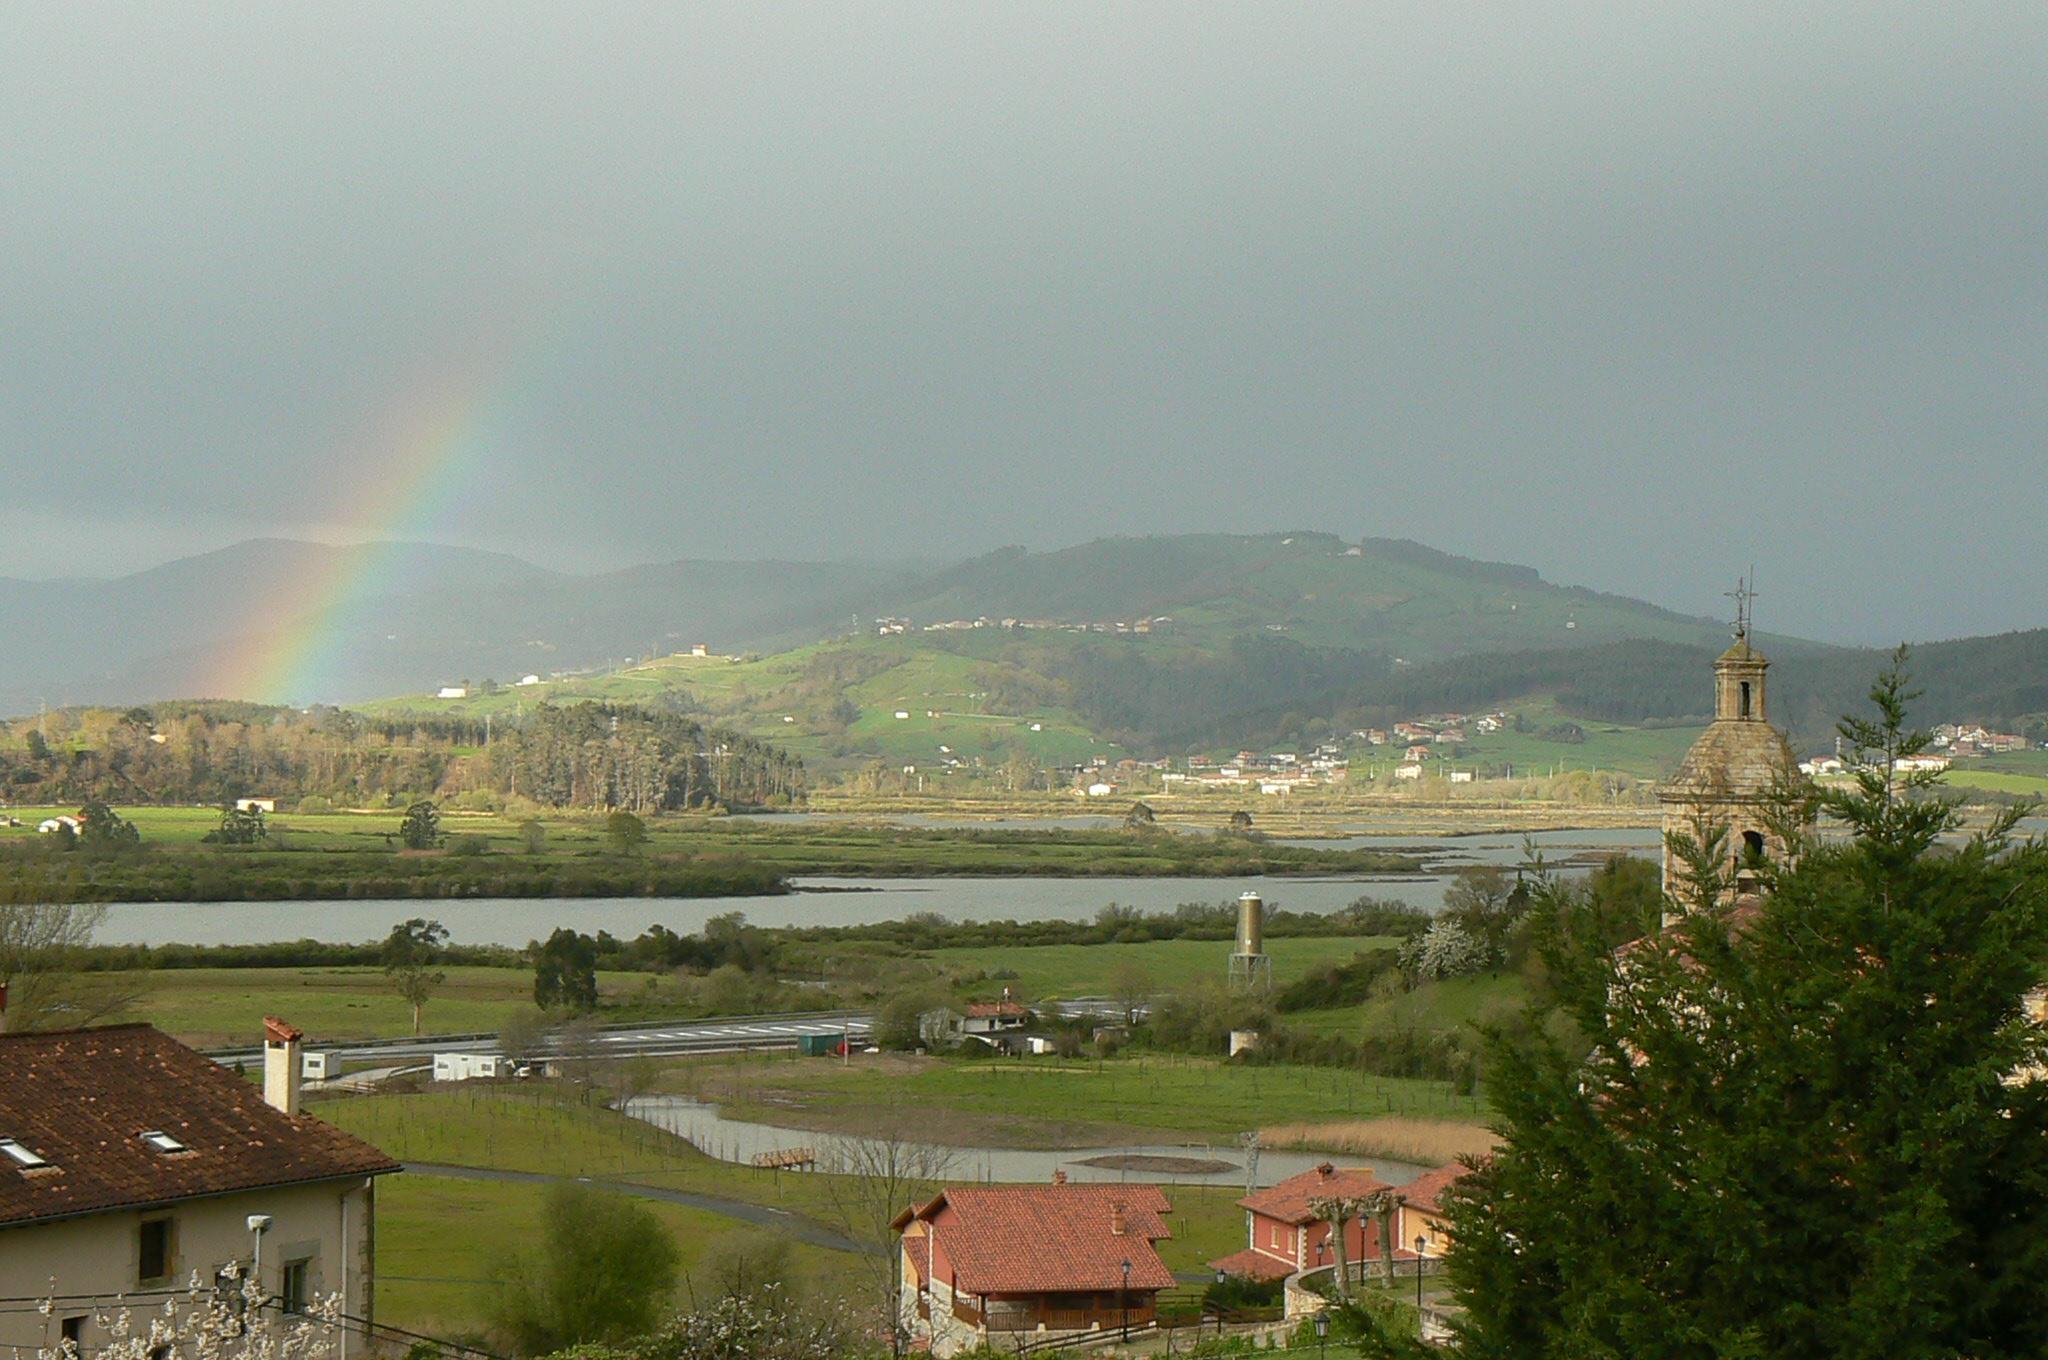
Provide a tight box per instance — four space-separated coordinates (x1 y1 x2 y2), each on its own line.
1397 1163 1468 1215
1207 1246 1295 1282
0 1024 399 1227
1238 1164 1393 1225
896 1183 1176 1294
963 1001 1028 1019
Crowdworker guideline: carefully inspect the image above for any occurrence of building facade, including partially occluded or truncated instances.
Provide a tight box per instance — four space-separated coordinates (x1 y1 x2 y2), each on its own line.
0 1020 398 1357
894 1182 1175 1356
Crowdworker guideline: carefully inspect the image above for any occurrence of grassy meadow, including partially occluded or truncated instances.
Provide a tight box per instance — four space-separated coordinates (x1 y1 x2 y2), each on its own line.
661 1050 1486 1146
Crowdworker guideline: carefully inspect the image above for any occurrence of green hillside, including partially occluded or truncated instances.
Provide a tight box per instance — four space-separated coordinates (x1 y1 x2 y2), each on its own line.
351 535 2045 773
891 532 1749 659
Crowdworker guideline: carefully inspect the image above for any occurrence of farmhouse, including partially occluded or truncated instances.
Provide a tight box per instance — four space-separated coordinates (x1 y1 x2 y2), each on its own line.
1209 1162 1397 1282
1210 1161 1470 1282
0 1018 397 1355
1395 1163 1467 1256
894 1181 1176 1356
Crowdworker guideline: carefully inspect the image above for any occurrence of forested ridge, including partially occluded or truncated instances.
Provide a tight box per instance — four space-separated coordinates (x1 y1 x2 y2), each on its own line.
0 701 805 810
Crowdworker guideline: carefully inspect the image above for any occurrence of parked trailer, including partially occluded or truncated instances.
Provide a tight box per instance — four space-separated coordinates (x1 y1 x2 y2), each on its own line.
301 1052 337 1081
432 1052 507 1083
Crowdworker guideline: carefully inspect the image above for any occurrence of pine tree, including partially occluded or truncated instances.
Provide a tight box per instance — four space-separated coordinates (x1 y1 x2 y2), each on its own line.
1391 657 2048 1359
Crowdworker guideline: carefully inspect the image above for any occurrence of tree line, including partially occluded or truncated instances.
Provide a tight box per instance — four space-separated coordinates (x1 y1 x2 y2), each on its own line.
0 700 806 811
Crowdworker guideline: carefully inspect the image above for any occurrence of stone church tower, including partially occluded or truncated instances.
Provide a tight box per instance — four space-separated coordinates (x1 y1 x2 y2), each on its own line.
1657 603 1798 912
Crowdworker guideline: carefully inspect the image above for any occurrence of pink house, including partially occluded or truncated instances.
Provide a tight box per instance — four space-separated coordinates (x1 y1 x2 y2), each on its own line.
1210 1162 1470 1282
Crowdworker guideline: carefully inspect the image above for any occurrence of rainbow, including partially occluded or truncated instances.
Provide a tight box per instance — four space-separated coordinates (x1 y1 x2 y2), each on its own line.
206 355 513 705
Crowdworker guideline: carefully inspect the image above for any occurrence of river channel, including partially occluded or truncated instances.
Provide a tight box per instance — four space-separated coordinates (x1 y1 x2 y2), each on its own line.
619 1094 1429 1191
87 827 1664 947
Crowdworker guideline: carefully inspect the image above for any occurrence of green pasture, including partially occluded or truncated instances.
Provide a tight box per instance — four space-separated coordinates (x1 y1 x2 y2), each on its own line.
923 935 1401 1000
695 1051 1485 1138
1282 973 1530 1040
125 965 659 1048
0 803 1409 878
375 1174 849 1341
325 1084 1262 1337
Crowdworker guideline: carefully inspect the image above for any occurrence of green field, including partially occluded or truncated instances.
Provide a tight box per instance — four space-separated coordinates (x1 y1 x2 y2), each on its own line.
376 1173 848 1341
677 1051 1486 1142
357 635 1117 770
0 805 1416 898
125 965 665 1048
1284 973 1530 1040
328 1085 1275 1337
923 935 1400 1000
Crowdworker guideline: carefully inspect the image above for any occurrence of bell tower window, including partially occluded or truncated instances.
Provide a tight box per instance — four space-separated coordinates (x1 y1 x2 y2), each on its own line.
1739 681 1752 718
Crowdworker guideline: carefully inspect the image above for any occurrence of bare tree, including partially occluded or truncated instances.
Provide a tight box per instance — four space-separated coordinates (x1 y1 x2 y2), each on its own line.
0 896 129 1031
1307 1194 1369 1300
1107 959 1154 1025
817 1123 958 1352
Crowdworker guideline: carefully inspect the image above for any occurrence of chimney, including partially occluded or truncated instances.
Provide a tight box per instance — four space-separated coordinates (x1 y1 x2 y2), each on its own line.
263 1016 303 1117
1051 1170 1068 1185
1315 1161 1335 1181
1111 1200 1127 1236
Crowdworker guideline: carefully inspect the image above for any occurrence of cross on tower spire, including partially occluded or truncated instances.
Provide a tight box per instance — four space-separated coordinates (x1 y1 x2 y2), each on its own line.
1726 569 1759 641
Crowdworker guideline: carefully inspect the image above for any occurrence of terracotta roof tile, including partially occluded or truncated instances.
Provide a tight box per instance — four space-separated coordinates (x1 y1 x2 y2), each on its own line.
1207 1246 1295 1282
899 1183 1176 1294
0 1024 399 1227
1238 1164 1392 1225
1397 1163 1467 1215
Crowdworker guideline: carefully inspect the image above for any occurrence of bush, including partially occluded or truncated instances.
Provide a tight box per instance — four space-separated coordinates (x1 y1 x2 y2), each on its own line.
490 1183 681 1352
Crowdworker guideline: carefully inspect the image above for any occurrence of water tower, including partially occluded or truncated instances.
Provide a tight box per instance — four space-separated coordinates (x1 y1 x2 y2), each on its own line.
1228 891 1272 994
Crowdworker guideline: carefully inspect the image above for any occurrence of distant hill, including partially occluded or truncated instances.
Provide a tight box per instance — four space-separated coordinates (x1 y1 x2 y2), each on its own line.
9 531 2040 769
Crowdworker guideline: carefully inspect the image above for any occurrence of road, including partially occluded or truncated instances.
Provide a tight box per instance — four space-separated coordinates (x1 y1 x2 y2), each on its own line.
206 999 1136 1068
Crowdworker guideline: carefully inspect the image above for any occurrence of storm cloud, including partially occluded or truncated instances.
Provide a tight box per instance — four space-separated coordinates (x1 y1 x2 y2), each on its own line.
3 3 2043 643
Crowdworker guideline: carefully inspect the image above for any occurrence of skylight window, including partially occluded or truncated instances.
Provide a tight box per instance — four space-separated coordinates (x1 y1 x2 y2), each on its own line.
140 1131 187 1155
0 1138 48 1169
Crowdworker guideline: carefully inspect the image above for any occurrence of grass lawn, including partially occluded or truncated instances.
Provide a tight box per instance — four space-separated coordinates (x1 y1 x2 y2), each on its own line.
1283 974 1530 1040
376 1173 850 1341
924 935 1403 999
319 1087 862 1223
679 1051 1485 1141
125 965 653 1047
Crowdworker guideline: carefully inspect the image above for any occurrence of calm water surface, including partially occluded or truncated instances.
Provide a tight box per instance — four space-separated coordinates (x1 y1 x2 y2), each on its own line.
92 827 1664 947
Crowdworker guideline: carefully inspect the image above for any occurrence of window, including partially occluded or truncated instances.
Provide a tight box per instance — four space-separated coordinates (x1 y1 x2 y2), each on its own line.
139 1215 173 1282
60 1316 85 1352
1739 681 1753 718
0 1137 47 1169
140 1130 187 1154
281 1259 311 1315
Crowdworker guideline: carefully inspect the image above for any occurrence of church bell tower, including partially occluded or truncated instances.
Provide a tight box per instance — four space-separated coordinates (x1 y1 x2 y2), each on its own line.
1656 578 1799 915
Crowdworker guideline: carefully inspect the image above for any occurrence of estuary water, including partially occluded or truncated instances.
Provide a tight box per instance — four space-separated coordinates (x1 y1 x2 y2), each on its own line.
88 826 1663 948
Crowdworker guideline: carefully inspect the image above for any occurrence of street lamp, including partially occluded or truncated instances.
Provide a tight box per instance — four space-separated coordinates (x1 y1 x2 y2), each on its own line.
246 1214 272 1297
1313 1310 1329 1360
1121 1259 1132 1343
1414 1235 1428 1321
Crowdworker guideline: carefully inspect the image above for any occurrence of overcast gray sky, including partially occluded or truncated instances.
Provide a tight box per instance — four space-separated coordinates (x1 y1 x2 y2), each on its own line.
3 3 2043 644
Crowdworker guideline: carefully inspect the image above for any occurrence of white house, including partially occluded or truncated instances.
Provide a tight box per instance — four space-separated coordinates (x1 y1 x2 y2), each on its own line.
516 674 542 686
0 1018 397 1355
235 797 278 814
432 1053 507 1083
1393 764 1423 782
436 686 467 700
